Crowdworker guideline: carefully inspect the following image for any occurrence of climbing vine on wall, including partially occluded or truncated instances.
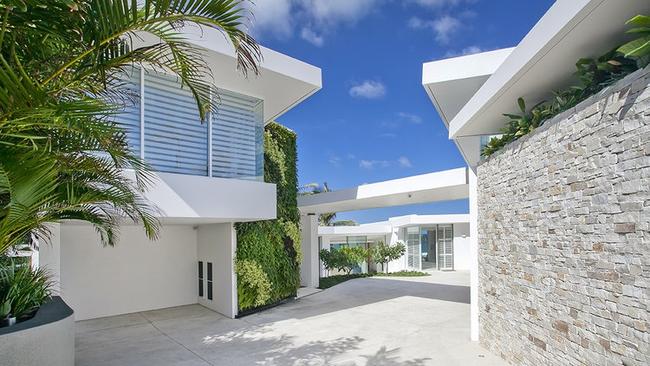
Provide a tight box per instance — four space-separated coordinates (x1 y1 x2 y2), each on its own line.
235 122 301 311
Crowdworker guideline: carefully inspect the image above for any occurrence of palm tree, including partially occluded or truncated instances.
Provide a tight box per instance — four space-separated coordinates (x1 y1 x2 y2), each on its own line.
0 0 261 254
299 182 337 226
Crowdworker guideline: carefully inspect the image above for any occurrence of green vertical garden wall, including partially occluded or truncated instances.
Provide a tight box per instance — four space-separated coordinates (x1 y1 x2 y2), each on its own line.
235 122 301 311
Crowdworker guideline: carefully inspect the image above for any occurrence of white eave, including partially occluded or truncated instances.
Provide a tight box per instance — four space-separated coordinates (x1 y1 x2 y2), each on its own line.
135 26 322 123
318 214 470 237
298 168 469 214
387 214 470 227
446 0 650 139
318 223 392 237
422 48 513 126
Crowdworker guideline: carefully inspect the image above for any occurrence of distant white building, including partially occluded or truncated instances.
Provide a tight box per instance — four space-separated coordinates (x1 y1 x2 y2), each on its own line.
319 214 470 275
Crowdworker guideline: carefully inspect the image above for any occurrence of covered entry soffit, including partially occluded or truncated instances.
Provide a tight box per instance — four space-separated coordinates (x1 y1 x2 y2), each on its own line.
297 167 469 214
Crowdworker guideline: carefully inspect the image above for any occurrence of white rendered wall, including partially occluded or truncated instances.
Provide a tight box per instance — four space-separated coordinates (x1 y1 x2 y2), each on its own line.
453 223 471 271
387 229 407 272
58 224 198 320
39 224 61 294
197 223 237 318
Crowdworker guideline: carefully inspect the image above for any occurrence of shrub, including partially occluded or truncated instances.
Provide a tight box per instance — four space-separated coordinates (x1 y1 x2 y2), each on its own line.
320 246 368 275
370 241 406 273
235 123 301 310
0 260 53 320
374 271 430 277
235 259 271 310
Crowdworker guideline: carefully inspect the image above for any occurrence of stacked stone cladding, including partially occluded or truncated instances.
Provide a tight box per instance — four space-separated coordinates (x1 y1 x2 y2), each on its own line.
477 67 650 365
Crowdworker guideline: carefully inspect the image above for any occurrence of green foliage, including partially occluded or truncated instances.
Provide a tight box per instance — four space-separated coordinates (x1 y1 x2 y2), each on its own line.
318 270 429 289
319 246 368 275
0 260 53 320
370 241 406 272
299 182 336 226
318 273 372 290
330 220 358 226
319 248 337 274
235 259 271 310
374 271 430 277
0 0 261 253
482 14 647 158
235 122 301 311
618 15 650 67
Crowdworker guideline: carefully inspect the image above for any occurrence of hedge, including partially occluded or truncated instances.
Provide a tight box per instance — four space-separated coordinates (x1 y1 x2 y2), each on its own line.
235 122 301 311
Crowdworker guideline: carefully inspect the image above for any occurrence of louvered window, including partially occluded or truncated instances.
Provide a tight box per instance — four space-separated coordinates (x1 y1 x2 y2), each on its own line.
112 68 141 157
211 91 264 179
144 71 209 176
113 68 264 180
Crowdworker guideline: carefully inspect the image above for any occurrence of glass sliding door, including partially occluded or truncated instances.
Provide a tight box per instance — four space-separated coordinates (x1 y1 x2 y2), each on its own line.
420 227 437 270
437 225 454 271
405 227 421 271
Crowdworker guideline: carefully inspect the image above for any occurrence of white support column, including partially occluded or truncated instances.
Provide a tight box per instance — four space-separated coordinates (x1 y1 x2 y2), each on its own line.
469 168 480 342
39 224 61 295
197 223 238 318
300 214 319 288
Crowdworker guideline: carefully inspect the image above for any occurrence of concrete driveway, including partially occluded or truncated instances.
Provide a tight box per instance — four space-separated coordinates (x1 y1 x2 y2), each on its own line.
76 271 506 366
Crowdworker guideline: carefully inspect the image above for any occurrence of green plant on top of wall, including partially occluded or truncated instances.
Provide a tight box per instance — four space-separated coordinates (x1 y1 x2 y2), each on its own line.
235 122 302 311
481 14 650 158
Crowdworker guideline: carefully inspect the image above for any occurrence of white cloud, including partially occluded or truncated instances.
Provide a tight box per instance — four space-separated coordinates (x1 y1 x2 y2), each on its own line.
410 0 472 8
397 112 422 124
248 0 293 39
249 0 381 45
328 155 342 167
359 159 391 169
398 156 412 168
444 45 482 57
409 15 462 44
300 28 324 46
300 0 377 26
349 80 386 99
380 132 397 138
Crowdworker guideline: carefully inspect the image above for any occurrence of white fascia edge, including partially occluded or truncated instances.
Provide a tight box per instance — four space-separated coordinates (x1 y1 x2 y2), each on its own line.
447 0 598 138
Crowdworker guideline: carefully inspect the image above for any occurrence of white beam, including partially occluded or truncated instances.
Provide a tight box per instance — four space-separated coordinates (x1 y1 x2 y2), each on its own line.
298 168 469 214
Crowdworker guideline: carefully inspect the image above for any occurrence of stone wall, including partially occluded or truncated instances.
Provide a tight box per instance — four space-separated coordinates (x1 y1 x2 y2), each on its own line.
477 68 650 366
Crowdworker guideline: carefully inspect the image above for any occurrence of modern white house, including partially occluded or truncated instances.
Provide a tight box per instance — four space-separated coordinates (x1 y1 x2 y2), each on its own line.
318 214 470 275
38 28 321 321
298 168 470 286
422 0 649 346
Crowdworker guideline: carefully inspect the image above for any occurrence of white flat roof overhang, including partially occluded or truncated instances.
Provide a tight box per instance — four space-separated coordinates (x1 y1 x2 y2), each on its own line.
446 0 650 139
388 214 470 227
319 223 392 237
298 168 469 214
422 48 513 126
134 26 322 123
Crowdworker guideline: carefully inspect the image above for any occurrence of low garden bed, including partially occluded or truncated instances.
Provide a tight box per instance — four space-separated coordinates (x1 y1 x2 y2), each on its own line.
319 271 430 289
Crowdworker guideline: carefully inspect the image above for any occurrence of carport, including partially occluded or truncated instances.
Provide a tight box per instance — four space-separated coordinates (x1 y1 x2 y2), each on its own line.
296 167 478 339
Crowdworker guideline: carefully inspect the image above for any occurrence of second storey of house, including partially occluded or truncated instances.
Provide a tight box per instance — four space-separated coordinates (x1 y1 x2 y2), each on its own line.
114 28 321 224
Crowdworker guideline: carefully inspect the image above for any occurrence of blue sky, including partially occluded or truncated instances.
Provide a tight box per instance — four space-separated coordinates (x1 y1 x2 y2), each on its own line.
250 0 554 224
